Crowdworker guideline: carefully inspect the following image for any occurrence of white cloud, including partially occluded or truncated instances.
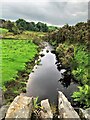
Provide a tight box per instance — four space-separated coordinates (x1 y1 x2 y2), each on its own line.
0 0 88 26
1 0 89 3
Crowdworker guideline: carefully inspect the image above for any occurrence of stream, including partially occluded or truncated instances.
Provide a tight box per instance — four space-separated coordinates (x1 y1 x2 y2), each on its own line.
27 42 78 104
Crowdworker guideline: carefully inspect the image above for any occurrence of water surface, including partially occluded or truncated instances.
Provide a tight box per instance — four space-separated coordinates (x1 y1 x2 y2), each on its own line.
27 43 78 104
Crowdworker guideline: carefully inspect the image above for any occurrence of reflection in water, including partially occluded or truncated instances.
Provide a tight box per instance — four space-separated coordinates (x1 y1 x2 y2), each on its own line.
27 42 78 104
58 76 71 88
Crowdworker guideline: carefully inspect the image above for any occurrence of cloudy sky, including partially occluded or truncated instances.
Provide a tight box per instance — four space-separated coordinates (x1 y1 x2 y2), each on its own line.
0 0 89 26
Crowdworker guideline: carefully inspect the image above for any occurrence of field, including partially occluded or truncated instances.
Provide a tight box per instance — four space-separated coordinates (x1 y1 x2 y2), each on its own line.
0 27 44 102
0 28 46 41
1 39 38 87
0 27 46 87
0 28 8 34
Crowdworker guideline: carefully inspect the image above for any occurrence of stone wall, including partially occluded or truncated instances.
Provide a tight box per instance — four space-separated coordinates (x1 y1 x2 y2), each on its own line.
0 91 90 120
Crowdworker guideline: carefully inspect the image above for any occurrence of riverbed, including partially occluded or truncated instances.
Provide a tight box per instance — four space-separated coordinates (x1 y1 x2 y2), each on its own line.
27 42 78 104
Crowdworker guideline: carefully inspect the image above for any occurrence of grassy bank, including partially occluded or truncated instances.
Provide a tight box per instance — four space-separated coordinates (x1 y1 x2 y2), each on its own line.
56 42 90 108
0 27 46 85
1 39 40 103
0 28 8 34
2 39 38 86
0 25 47 103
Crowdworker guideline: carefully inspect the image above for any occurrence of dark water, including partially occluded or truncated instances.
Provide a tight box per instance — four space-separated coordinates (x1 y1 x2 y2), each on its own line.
27 42 78 104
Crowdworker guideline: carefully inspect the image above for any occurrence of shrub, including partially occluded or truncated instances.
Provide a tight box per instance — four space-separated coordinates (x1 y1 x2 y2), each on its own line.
72 85 90 108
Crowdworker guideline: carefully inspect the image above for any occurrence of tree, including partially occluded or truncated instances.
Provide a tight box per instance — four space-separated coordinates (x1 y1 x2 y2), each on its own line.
12 24 20 35
0 18 49 32
36 22 43 31
36 22 48 32
4 20 14 32
43 24 48 32
0 19 6 27
27 22 36 31
16 19 27 31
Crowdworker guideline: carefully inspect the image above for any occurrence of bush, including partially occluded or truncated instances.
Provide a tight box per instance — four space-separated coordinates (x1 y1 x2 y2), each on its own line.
72 85 90 108
72 45 89 85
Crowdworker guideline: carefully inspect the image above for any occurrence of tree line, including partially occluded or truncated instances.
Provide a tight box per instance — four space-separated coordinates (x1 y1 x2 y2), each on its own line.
46 21 89 46
0 19 49 34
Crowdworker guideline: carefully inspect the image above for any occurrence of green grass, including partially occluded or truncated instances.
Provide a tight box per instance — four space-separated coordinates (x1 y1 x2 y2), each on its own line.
0 28 8 34
72 44 89 84
48 26 58 32
58 42 89 85
1 30 46 40
60 42 90 107
72 85 90 108
1 39 38 86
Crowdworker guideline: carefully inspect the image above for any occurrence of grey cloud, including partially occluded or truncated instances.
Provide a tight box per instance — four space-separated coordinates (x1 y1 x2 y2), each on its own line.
1 1 88 26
